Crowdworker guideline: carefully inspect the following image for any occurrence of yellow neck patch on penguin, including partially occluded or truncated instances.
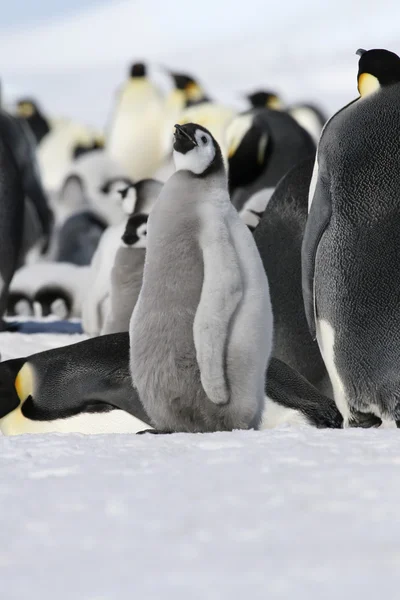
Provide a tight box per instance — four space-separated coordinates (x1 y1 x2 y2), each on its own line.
358 73 380 97
226 114 253 159
0 362 35 435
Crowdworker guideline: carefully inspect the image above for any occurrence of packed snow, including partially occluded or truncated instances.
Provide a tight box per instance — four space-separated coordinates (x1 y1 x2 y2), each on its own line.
2 427 400 599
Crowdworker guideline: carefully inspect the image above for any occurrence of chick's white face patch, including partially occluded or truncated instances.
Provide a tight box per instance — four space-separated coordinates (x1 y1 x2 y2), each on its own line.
173 129 216 175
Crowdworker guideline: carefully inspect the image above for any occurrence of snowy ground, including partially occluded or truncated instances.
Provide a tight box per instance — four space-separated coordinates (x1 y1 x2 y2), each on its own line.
2 427 400 599
0 331 399 598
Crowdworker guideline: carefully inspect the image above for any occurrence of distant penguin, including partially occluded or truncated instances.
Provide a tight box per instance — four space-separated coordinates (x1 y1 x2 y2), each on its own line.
130 123 272 433
10 262 88 319
54 210 107 266
253 158 329 393
302 49 400 425
72 137 104 160
0 334 149 435
57 151 132 226
117 178 162 214
82 178 161 336
16 98 51 145
0 111 53 324
178 102 236 159
37 117 102 195
247 90 284 110
0 332 345 435
227 108 315 211
33 286 72 319
6 292 33 317
288 104 327 145
107 62 165 180
102 213 148 335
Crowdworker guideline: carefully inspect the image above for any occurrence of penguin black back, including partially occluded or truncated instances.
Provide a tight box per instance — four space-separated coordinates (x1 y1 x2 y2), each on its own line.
254 158 328 391
55 210 107 266
228 108 316 210
302 80 400 421
0 115 25 326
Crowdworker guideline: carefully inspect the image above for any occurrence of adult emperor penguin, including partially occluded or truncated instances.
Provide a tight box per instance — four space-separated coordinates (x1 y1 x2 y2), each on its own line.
227 108 315 211
130 123 272 433
0 332 346 435
253 158 329 393
101 213 148 335
302 48 400 425
107 62 165 180
0 111 53 324
0 335 149 435
247 90 284 110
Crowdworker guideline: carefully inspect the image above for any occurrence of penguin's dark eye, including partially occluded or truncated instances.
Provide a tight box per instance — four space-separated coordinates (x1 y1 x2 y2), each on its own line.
201 135 207 144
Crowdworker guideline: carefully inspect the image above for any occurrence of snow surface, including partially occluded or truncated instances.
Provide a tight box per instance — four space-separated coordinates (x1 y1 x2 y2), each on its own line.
0 331 399 597
2 427 400 599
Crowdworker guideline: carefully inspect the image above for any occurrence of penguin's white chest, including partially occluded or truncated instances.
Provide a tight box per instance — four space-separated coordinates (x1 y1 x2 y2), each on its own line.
316 318 351 425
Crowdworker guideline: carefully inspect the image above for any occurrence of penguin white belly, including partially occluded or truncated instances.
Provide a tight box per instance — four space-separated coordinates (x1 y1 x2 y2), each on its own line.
0 407 150 435
261 396 310 428
316 318 351 425
239 187 275 229
289 107 323 145
107 89 164 180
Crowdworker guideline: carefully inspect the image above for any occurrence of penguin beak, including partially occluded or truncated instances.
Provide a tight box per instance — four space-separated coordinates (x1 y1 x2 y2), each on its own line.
356 48 367 57
173 124 198 153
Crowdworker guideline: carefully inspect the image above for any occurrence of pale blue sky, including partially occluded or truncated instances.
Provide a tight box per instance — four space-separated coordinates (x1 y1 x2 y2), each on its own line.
1 0 109 30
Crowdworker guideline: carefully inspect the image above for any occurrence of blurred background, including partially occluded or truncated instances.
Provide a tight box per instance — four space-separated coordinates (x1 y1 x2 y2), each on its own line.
1 0 397 127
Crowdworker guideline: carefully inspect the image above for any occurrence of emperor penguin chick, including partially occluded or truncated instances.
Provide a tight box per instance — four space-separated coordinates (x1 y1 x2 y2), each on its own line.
130 123 272 433
101 213 148 335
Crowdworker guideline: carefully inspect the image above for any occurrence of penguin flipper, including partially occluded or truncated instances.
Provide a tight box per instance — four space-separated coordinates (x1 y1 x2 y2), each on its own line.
194 216 243 405
301 175 331 339
266 357 342 428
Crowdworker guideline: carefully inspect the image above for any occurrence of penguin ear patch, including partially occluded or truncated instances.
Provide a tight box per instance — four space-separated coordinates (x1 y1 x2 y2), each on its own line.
257 133 268 165
358 73 380 97
15 363 35 403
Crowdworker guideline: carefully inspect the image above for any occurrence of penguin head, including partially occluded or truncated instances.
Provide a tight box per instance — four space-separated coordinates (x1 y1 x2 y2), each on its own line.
170 72 207 106
73 137 104 160
173 123 224 176
130 62 146 78
33 287 72 319
122 213 148 248
247 90 283 110
356 48 400 97
226 112 269 192
16 98 40 118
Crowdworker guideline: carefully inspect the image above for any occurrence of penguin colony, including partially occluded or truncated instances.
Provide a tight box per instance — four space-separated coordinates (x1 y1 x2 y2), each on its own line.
0 49 398 434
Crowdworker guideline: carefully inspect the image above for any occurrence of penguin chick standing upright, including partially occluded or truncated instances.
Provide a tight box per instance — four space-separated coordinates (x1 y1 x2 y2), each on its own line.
102 213 148 335
302 48 400 425
130 123 272 433
107 63 165 180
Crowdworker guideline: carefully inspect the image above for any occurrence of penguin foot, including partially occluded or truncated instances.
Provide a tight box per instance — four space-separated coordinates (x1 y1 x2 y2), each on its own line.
349 411 382 428
136 429 173 435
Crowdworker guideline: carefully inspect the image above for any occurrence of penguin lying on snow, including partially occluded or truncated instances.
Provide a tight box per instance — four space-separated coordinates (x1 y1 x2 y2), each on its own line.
253 158 329 393
9 262 88 319
101 213 148 335
0 333 344 435
302 48 400 426
226 108 315 211
130 123 272 433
